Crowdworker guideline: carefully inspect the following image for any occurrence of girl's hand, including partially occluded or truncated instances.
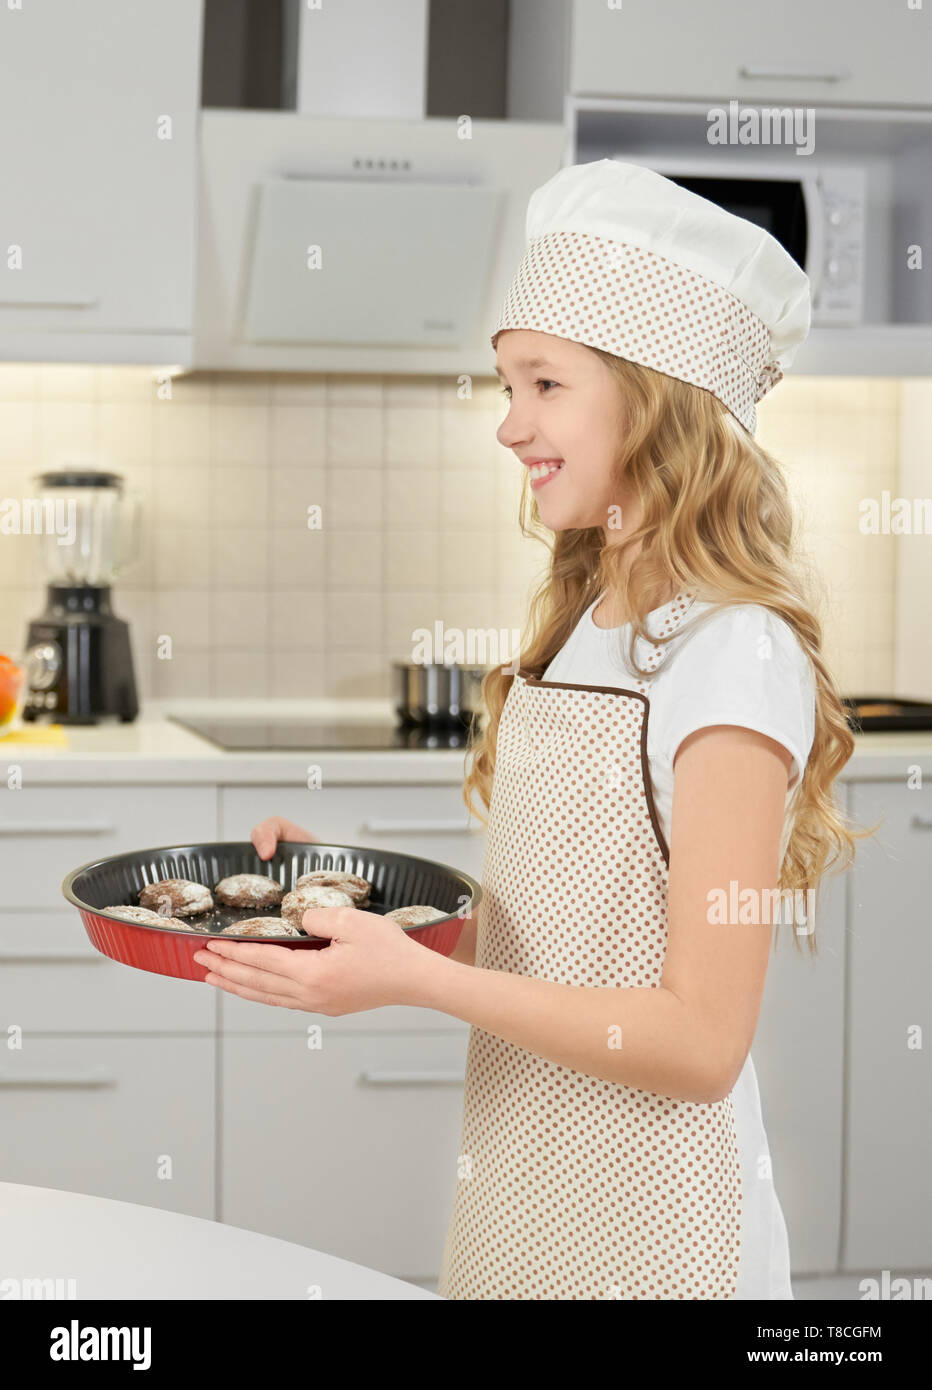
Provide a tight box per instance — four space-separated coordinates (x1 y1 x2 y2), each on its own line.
192 905 434 1015
251 816 320 861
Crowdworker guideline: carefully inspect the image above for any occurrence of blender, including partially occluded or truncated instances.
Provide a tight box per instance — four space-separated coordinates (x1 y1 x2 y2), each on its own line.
22 470 140 724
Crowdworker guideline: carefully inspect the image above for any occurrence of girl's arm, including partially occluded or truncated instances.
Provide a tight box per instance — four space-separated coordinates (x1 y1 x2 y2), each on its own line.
409 725 792 1104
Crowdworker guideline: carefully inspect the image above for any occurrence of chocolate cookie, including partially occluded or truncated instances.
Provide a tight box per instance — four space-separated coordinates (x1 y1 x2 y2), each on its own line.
214 874 284 909
103 904 192 932
219 917 301 938
138 878 213 917
281 883 353 929
295 870 371 906
385 905 447 928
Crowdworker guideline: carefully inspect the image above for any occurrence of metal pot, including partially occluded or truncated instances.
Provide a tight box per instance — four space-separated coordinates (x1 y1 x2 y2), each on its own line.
393 662 486 728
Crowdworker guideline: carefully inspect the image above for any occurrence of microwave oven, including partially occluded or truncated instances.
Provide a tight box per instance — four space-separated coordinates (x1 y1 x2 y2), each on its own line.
621 155 867 325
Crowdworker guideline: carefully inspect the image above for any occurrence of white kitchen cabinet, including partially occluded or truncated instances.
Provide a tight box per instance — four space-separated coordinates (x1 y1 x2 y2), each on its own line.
0 912 214 1033
841 781 932 1273
0 782 217 1027
751 845 847 1276
0 1037 214 1220
570 0 932 108
0 0 203 360
221 1032 468 1279
0 784 217 910
219 783 486 880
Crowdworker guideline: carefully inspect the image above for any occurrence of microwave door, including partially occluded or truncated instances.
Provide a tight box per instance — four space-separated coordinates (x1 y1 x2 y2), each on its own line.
800 176 823 307
665 175 809 277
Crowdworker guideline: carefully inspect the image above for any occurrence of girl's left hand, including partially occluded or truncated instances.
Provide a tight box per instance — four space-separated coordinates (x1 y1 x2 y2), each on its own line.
192 906 433 1015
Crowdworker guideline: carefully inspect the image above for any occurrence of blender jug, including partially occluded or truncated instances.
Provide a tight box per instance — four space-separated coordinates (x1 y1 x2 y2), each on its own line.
22 469 141 724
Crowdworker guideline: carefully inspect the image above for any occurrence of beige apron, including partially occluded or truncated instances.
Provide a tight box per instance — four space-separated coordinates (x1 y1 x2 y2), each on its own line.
438 600 742 1299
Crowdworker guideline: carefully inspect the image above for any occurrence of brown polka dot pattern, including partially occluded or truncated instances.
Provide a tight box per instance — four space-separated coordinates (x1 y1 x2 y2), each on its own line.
490 230 778 434
624 591 698 694
437 598 741 1299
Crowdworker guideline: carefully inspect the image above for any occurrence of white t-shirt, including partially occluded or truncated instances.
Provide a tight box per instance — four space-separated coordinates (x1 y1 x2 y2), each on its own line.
542 592 815 1300
543 594 816 866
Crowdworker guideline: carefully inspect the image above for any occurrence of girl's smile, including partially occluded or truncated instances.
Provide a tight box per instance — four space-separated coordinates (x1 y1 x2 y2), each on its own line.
525 458 565 487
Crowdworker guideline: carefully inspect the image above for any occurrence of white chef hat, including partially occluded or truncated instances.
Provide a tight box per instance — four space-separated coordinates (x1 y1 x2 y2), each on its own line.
491 158 811 434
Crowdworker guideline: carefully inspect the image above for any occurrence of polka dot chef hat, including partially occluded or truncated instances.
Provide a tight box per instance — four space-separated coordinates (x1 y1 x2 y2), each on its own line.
491 158 812 434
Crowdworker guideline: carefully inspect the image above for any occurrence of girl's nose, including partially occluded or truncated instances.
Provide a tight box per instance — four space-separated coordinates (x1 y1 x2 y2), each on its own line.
497 405 531 451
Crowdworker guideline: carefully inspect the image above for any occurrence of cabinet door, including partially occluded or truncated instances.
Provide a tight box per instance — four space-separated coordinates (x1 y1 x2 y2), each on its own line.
0 784 217 910
570 0 931 108
841 781 932 1272
751 846 847 1276
0 0 202 337
221 1032 468 1280
220 783 486 881
0 912 214 1032
0 1037 214 1219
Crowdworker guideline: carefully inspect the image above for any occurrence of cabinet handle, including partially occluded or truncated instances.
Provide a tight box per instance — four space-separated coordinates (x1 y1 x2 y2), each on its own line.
909 816 932 831
0 1075 117 1089
0 947 104 963
737 64 850 83
0 295 98 308
0 822 113 835
359 818 473 834
358 1069 464 1087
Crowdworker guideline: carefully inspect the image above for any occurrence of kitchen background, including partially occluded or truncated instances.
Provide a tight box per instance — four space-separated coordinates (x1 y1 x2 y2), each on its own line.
2 367 930 700
2 0 931 1306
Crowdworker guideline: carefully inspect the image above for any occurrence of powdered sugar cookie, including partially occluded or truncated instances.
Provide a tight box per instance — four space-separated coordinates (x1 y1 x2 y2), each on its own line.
219 917 301 938
214 874 284 909
295 870 371 906
138 878 213 917
281 882 353 929
385 905 447 928
103 905 192 931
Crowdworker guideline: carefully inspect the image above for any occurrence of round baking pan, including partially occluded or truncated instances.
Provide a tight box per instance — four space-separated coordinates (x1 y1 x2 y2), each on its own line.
62 841 481 982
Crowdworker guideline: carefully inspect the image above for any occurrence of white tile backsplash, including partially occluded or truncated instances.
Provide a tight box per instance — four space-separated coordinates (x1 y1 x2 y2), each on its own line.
0 368 915 700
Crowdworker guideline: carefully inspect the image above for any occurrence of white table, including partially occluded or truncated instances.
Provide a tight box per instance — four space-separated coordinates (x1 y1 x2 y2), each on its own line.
0 1184 438 1300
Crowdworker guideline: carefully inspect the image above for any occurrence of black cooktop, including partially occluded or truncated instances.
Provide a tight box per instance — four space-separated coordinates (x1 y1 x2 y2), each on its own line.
170 716 473 752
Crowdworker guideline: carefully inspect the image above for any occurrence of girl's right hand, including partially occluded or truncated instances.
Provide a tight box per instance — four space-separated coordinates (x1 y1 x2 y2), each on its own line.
251 816 320 861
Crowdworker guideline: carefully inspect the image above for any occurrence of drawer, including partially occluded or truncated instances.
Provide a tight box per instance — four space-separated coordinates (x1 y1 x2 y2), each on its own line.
0 784 217 908
221 1031 468 1279
0 912 215 1032
220 783 487 882
0 1036 214 1219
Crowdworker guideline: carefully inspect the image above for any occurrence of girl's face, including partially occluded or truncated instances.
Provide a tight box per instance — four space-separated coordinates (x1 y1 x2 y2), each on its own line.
495 329 640 540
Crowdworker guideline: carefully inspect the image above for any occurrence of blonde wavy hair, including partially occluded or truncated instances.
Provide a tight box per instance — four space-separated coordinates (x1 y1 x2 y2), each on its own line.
464 349 873 955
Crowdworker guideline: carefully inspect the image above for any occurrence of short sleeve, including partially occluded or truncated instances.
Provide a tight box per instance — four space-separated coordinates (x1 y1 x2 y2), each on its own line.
657 605 816 789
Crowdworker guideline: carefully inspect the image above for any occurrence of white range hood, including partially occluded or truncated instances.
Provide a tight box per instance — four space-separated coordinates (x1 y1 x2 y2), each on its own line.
193 110 566 374
241 174 503 348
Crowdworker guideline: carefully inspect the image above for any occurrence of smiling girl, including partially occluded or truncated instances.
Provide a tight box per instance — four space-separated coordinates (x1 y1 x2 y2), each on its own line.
194 160 860 1300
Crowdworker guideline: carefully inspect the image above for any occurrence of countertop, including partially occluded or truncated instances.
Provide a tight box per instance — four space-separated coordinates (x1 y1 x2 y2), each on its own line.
0 699 471 784
0 698 929 783
0 1182 437 1301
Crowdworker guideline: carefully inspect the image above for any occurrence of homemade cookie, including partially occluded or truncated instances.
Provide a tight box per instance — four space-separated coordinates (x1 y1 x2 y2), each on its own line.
138 878 213 917
385 905 447 927
103 905 192 931
295 870 371 906
281 883 353 929
214 874 284 909
219 917 301 938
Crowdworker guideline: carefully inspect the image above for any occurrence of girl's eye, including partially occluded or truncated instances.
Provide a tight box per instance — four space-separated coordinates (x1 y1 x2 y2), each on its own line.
498 379 559 399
